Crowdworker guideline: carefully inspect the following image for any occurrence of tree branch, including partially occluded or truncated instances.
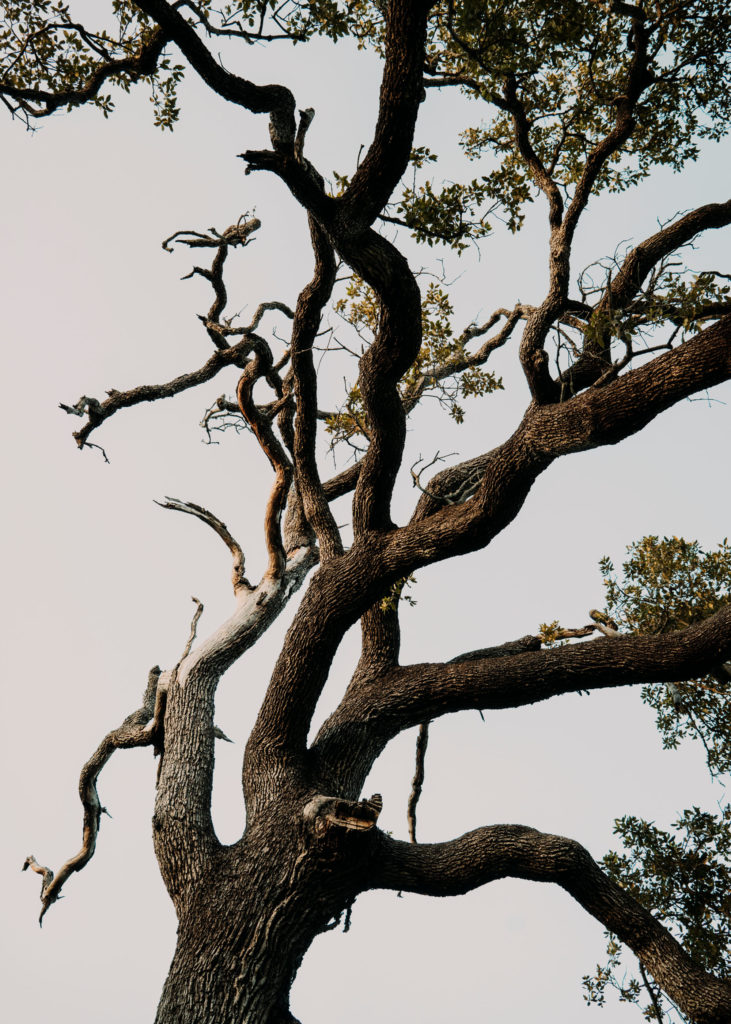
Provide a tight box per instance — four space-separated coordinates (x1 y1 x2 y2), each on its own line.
133 0 296 149
0 26 169 119
371 826 731 1024
566 200 731 392
339 0 433 227
155 497 253 594
407 721 430 843
154 542 317 904
402 314 731 557
23 665 163 923
318 606 731 779
60 336 260 448
516 15 653 403
290 215 342 560
236 345 293 580
257 317 730 796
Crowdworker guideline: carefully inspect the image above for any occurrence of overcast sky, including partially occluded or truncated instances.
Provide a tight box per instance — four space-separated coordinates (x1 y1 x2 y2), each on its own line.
1 19 729 1024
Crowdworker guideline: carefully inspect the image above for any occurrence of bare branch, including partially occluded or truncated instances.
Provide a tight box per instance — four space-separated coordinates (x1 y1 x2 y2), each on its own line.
371 826 731 1024
290 215 343 560
155 497 252 594
61 336 261 448
133 0 296 150
23 665 163 923
166 217 261 349
407 722 430 844
236 347 293 579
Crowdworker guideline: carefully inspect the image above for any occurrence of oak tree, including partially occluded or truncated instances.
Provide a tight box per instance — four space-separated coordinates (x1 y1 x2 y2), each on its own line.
5 2 731 1022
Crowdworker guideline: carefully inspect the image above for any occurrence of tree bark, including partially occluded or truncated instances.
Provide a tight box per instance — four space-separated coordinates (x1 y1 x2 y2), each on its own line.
154 801 378 1024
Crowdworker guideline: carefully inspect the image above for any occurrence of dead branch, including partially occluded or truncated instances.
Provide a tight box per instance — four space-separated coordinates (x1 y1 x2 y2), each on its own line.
155 498 253 594
61 336 261 449
23 665 163 924
407 721 430 843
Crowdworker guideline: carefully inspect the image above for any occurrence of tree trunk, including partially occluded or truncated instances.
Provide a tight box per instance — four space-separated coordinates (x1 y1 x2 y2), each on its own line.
154 804 375 1024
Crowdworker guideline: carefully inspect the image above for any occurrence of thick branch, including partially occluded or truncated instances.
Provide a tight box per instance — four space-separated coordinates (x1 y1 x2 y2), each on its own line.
403 314 731 555
339 0 432 226
371 826 731 1024
291 216 342 559
320 606 731 773
258 318 730 795
154 543 317 902
133 0 296 149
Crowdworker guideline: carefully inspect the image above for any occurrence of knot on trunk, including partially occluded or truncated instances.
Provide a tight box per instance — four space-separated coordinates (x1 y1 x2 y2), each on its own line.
303 793 383 839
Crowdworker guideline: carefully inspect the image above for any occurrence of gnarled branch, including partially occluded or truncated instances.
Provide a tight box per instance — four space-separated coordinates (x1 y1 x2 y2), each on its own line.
23 665 164 923
372 825 731 1024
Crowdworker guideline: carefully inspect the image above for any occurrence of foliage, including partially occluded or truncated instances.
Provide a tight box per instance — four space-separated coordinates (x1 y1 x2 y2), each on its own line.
582 538 731 1021
328 274 502 445
584 806 731 1022
0 1 184 126
601 537 731 777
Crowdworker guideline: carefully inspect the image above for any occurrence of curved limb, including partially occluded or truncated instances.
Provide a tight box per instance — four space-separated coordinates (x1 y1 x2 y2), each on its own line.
290 215 342 560
155 497 253 595
311 606 731 797
0 25 169 120
371 825 731 1024
236 347 293 580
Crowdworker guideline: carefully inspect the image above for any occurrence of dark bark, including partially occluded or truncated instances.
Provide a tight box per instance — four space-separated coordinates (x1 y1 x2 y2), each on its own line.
15 2 731 1022
154 794 381 1024
372 827 731 1024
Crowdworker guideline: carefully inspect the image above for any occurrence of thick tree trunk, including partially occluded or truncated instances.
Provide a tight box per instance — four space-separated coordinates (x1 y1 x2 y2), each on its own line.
153 804 375 1024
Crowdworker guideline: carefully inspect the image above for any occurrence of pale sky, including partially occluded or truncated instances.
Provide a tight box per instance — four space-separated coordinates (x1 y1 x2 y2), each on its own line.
1 21 730 1024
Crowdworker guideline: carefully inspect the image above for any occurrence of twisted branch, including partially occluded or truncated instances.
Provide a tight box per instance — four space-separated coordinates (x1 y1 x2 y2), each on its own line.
23 665 163 924
236 346 293 578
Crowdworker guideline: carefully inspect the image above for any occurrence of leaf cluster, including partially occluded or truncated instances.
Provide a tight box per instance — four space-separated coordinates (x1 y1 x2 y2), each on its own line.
601 536 731 777
584 806 731 1021
0 1 183 126
328 275 501 444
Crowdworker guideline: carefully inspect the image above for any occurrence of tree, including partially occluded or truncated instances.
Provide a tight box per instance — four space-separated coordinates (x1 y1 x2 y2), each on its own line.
4 2 731 1022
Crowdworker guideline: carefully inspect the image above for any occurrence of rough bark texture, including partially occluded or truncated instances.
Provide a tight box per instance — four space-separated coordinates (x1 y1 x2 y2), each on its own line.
11 1 731 1022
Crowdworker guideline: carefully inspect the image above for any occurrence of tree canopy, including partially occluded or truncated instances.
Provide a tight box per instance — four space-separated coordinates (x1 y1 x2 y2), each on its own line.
3 3 731 1023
